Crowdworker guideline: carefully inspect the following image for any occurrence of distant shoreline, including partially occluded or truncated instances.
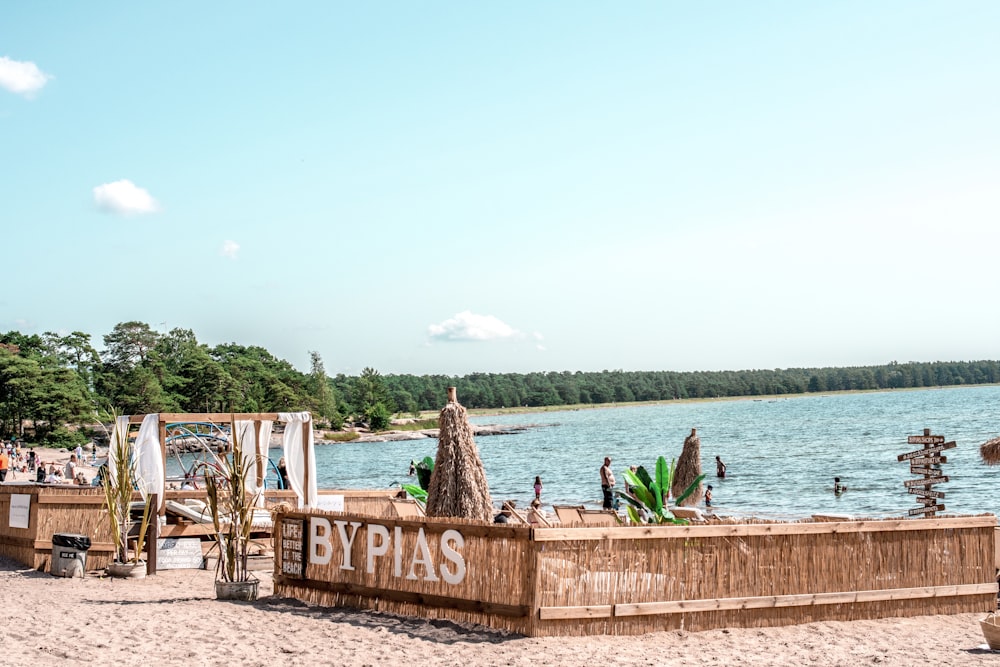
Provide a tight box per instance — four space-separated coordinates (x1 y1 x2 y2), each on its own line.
433 383 998 420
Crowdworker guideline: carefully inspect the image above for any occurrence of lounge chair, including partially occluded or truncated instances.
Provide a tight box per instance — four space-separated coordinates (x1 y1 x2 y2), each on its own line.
579 509 620 526
553 505 585 526
389 499 426 518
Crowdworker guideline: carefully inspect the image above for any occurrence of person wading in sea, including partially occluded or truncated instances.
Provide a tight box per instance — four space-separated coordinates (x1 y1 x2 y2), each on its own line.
716 455 727 478
600 457 616 509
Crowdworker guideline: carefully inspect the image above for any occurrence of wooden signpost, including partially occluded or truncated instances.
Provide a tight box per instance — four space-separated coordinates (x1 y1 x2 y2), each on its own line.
897 429 954 517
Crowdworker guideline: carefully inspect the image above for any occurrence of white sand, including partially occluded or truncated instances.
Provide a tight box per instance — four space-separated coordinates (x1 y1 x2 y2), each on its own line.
1 556 997 666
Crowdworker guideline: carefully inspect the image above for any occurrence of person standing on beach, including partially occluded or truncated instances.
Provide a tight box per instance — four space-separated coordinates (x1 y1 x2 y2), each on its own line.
715 456 727 478
533 475 543 501
0 447 8 482
65 454 78 481
600 457 616 509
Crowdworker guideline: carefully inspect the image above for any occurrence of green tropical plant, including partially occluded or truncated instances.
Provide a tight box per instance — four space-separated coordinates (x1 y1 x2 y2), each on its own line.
617 456 705 525
204 418 261 584
402 455 434 503
101 414 153 564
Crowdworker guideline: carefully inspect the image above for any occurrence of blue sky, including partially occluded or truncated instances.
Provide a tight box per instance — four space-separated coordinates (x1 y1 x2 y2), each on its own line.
2 2 998 376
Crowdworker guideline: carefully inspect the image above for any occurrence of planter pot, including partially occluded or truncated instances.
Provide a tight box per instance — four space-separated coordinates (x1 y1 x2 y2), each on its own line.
106 561 147 579
215 578 259 601
981 613 1000 650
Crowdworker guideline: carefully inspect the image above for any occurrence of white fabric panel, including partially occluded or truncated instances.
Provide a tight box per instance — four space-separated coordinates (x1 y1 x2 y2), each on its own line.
279 412 316 508
234 419 274 502
133 413 165 509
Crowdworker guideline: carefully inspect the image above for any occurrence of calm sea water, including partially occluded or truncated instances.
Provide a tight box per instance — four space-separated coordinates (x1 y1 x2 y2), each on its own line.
311 385 1000 520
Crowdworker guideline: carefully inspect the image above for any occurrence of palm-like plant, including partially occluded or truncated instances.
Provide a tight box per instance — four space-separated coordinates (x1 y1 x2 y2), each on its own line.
204 419 261 584
101 415 153 565
617 456 705 525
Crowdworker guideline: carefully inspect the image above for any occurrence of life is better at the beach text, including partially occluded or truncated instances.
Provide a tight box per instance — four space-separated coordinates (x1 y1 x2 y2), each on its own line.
306 517 467 585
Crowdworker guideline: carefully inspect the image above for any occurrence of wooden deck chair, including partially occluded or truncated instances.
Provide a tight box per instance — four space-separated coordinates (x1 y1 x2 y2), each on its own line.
670 507 707 523
579 509 620 526
527 506 553 527
390 499 426 518
553 505 585 526
501 500 530 525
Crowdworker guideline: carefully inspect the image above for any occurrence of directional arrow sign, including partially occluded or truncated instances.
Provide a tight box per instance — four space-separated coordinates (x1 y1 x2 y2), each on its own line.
918 496 939 505
908 488 945 498
897 442 957 461
904 476 948 488
909 456 947 466
909 466 941 476
908 435 946 445
909 504 945 516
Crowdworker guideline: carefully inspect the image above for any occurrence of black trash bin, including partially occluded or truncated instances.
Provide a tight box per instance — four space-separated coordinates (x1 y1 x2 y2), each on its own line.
51 533 92 577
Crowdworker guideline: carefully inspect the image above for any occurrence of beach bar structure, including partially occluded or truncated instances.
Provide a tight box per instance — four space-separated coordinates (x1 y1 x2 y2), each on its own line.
273 511 997 636
0 412 401 572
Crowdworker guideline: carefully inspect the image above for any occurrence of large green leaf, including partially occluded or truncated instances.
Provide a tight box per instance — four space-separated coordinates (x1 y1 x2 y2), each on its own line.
655 456 670 494
402 484 427 501
626 505 643 525
674 474 706 506
649 481 663 515
636 465 653 490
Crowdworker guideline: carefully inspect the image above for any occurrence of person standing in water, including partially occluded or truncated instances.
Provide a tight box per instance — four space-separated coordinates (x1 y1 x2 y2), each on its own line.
834 477 847 495
715 456 727 478
600 457 616 509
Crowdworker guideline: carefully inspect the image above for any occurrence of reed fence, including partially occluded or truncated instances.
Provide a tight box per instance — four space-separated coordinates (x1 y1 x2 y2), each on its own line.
0 485 398 572
273 511 997 637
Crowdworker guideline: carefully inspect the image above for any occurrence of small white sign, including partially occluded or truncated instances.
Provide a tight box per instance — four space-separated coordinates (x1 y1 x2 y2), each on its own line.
9 494 30 529
314 494 345 512
156 538 205 569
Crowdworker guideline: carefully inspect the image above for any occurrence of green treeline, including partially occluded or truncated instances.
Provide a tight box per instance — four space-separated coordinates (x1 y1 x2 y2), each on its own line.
2 321 998 446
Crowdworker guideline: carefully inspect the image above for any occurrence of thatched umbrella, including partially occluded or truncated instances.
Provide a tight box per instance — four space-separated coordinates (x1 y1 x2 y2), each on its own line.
671 428 703 507
980 437 1000 465
425 387 494 521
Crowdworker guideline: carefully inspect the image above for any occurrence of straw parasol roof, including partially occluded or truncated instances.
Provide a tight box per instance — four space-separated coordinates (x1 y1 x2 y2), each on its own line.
980 436 1000 466
672 427 703 507
424 387 494 521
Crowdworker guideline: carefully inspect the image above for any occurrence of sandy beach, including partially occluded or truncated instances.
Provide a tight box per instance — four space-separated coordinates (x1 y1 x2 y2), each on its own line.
0 555 995 667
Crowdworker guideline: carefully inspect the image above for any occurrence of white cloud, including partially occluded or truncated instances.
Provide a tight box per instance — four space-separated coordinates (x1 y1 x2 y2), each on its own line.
0 56 52 98
428 311 523 342
93 179 160 215
220 240 240 259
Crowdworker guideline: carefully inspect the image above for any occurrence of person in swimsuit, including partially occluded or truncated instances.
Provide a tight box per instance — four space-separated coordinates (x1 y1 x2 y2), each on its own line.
716 456 727 478
834 477 847 495
600 457 616 509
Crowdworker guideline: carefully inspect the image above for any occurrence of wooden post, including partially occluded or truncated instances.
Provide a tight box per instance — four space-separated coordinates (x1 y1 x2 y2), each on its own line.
147 494 158 575
302 418 310 508
158 419 168 518
254 420 264 488
448 387 457 403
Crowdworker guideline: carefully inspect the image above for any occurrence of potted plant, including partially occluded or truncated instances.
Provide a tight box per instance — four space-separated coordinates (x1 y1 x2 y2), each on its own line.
101 416 153 578
204 418 262 601
617 456 705 525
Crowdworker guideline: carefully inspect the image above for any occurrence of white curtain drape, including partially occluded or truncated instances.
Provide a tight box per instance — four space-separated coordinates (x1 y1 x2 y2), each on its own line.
279 412 316 508
235 419 273 504
133 414 165 509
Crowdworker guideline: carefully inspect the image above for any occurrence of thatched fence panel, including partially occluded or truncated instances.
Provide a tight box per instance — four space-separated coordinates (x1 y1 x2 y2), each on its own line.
274 512 535 634
273 512 996 637
0 486 115 570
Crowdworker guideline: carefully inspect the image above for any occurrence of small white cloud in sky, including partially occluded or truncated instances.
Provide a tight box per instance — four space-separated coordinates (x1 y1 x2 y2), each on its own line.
0 56 52 98
220 240 240 259
93 179 160 215
533 331 546 351
428 311 524 342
